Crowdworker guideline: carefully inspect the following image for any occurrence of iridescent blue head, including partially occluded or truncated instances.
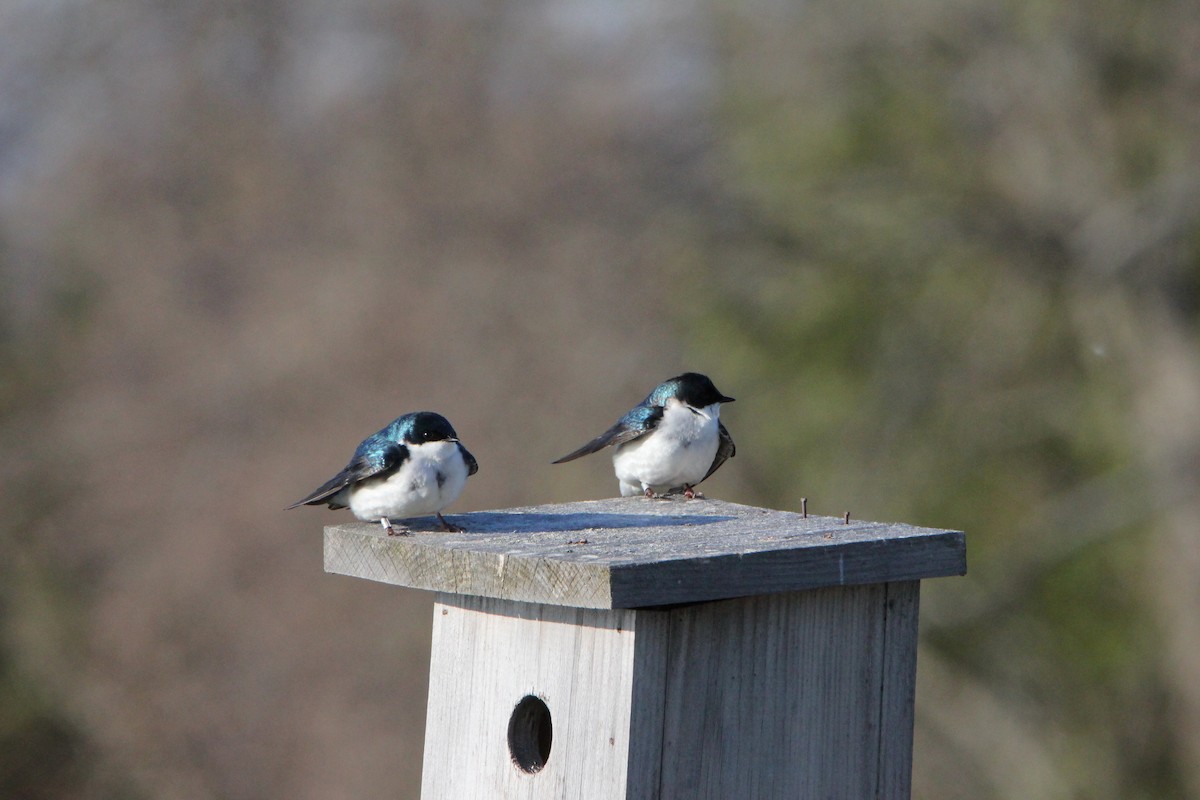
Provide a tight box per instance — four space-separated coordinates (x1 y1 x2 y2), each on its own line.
649 373 735 408
387 411 461 445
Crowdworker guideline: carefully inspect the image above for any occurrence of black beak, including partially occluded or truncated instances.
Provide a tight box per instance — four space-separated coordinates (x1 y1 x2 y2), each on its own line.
720 395 735 403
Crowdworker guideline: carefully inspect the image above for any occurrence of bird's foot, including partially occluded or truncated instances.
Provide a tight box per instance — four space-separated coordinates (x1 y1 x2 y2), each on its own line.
682 485 704 500
381 517 410 537
643 487 670 500
437 513 464 533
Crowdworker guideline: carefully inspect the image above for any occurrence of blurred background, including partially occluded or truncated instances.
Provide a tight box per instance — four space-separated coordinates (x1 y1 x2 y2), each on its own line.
1 0 1198 797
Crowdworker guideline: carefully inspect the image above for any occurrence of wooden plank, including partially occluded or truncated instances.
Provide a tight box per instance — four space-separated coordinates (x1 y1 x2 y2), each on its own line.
654 584 911 799
420 594 669 800
624 609 671 797
876 581 920 799
324 498 965 609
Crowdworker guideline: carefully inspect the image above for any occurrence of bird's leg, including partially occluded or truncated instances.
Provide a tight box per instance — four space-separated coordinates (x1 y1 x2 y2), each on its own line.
682 485 704 500
437 512 464 533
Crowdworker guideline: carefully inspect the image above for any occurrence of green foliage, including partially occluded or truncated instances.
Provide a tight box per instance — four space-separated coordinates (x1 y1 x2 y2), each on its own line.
681 0 1199 795
0 261 124 799
0 651 89 800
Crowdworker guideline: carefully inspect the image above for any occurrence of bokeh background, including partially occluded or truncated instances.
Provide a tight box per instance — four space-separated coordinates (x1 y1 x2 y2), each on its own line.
2 0 1199 797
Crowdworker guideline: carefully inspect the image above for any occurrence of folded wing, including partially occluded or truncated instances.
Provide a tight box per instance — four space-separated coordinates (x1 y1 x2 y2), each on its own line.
699 422 736 483
552 405 664 464
287 439 409 509
458 442 479 476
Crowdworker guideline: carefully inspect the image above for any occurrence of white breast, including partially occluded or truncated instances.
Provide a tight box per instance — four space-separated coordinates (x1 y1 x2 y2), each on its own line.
612 400 720 495
348 440 469 521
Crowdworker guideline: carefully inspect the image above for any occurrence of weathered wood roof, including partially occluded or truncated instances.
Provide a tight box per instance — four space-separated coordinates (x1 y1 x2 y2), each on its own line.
323 497 966 609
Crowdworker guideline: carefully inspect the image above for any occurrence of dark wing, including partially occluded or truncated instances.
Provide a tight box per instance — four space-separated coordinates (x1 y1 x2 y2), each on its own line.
699 422 736 484
286 441 409 510
458 442 479 476
552 404 664 464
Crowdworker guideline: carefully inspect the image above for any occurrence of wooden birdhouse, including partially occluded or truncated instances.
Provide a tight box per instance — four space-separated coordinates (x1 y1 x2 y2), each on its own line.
324 497 966 799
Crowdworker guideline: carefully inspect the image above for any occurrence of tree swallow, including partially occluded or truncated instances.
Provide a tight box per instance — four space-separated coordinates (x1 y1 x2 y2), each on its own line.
553 372 735 498
287 411 478 535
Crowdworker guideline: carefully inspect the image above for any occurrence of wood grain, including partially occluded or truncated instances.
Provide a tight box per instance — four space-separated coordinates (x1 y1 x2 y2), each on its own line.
419 583 923 799
420 593 669 799
323 497 965 609
653 582 920 798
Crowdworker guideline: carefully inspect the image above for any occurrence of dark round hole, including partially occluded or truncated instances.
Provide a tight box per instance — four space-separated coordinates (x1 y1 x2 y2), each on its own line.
507 695 552 774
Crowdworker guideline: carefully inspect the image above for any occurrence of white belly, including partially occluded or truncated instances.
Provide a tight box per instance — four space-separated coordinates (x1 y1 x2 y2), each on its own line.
348 440 469 521
612 401 720 495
